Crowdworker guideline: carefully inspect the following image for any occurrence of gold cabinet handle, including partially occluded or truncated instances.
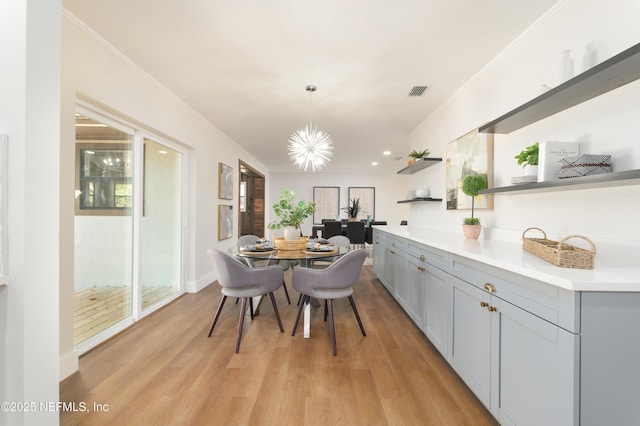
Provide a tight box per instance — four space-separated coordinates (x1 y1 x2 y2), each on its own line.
419 255 425 261
417 266 426 272
390 250 395 255
484 283 496 293
488 306 497 312
480 302 489 308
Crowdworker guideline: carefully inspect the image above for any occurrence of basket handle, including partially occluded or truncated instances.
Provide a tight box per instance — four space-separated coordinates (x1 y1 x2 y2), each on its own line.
522 227 547 239
559 235 597 253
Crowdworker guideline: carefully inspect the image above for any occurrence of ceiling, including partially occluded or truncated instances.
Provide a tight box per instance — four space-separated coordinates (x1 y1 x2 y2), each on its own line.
64 0 558 172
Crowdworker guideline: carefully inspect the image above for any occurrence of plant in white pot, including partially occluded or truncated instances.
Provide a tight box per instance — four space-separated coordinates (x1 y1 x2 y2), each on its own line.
514 142 539 176
342 197 363 221
267 187 316 240
461 174 488 239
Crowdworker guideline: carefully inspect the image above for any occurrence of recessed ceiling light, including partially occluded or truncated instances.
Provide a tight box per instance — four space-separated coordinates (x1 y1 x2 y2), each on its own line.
383 150 391 156
371 162 378 166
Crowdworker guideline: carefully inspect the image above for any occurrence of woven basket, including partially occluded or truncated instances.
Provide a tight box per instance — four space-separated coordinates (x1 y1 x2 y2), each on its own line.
522 227 596 269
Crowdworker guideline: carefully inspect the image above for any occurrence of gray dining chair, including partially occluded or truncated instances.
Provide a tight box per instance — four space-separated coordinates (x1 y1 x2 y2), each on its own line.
206 249 285 353
237 234 291 304
291 249 367 355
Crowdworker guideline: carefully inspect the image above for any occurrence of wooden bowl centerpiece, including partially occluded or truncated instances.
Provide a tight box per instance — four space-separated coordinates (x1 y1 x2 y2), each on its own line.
274 237 308 251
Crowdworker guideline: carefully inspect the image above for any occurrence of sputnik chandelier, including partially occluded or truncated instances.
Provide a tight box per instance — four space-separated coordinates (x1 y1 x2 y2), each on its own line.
287 85 333 172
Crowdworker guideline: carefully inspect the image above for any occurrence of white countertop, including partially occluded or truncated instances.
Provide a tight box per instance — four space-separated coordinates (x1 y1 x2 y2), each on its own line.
373 226 640 292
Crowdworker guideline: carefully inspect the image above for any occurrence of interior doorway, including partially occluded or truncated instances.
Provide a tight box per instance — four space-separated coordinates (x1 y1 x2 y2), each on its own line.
239 160 265 238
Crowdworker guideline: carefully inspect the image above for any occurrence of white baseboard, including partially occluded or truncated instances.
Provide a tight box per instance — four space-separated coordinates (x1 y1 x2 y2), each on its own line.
59 349 79 381
186 271 215 293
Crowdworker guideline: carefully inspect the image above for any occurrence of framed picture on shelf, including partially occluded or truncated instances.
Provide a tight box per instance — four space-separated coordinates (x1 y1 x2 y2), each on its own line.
445 129 493 211
218 162 233 200
313 186 340 224
218 204 233 240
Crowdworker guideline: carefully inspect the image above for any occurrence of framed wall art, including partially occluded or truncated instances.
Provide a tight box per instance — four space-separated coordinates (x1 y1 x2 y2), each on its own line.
313 186 340 224
445 128 493 211
218 204 233 240
218 162 233 200
348 186 375 220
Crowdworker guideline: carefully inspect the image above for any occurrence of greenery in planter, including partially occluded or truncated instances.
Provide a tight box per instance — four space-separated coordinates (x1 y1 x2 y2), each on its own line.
514 142 539 168
461 174 488 224
409 148 431 160
267 187 316 229
342 197 363 218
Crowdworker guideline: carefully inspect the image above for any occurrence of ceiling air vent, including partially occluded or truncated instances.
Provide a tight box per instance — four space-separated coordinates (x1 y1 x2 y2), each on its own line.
408 86 429 97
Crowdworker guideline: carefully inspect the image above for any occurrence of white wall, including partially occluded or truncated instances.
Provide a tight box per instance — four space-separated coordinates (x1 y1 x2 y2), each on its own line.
269 171 410 236
405 0 640 260
60 11 271 378
0 0 61 424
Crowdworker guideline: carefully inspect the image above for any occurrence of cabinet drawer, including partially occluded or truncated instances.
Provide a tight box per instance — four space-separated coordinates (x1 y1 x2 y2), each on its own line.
407 241 449 271
450 254 580 332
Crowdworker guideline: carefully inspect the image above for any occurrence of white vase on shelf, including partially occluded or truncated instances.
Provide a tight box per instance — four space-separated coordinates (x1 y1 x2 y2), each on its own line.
416 186 430 198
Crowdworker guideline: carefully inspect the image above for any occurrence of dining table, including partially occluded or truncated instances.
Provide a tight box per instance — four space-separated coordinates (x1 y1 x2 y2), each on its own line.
228 244 351 338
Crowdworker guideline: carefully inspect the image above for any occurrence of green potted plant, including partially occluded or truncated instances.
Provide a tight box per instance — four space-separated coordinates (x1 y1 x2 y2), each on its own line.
408 148 431 165
461 174 488 239
514 142 539 176
342 197 363 221
267 187 316 240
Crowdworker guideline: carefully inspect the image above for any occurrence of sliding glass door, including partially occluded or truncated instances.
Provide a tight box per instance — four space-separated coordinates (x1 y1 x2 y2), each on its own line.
139 139 183 311
74 106 185 352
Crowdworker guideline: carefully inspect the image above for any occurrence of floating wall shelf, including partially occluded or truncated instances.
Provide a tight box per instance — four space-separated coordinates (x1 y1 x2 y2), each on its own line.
479 169 640 195
479 42 640 134
397 157 442 174
397 197 443 203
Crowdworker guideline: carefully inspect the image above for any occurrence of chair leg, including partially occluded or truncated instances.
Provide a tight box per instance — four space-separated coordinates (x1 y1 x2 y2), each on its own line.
235 297 248 353
327 299 337 356
297 293 303 306
348 295 366 336
249 297 254 319
208 295 227 337
282 281 291 304
324 299 328 322
292 295 308 336
268 292 284 332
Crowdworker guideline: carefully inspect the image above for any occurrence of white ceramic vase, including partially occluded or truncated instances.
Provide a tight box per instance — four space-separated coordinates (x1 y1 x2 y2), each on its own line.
283 226 299 241
524 165 538 176
416 186 430 198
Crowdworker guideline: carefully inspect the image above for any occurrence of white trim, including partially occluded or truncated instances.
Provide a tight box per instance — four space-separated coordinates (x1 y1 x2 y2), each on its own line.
188 272 215 293
59 349 79 381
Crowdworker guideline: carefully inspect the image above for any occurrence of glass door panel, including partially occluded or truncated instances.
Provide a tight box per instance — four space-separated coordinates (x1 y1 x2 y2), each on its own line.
74 113 134 345
140 138 183 310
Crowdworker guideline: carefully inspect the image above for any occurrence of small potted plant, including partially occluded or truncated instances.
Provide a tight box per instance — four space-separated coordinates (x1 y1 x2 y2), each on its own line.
267 187 316 241
461 174 488 239
408 148 431 165
342 198 363 221
514 142 539 176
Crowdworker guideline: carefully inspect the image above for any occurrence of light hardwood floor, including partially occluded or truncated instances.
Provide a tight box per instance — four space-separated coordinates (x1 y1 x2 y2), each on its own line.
61 266 497 426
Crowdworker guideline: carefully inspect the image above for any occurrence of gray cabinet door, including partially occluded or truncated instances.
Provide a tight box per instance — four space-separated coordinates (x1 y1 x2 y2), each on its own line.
424 264 450 358
449 276 492 408
405 256 426 326
492 297 579 426
392 247 408 305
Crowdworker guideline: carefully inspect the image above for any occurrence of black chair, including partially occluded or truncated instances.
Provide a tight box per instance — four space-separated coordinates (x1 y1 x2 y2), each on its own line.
323 220 343 239
346 221 366 248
